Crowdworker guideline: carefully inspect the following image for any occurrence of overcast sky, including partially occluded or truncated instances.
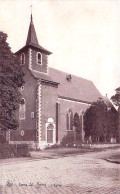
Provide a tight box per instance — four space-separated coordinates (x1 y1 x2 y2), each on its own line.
0 0 120 98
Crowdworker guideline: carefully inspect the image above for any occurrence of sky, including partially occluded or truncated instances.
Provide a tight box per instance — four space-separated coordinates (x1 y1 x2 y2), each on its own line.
0 0 120 98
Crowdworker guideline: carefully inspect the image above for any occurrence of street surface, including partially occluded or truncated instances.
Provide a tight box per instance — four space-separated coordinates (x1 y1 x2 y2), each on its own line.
0 148 120 194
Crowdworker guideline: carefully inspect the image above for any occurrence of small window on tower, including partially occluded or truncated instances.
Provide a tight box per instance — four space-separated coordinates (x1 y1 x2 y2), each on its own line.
31 112 35 119
21 53 25 64
37 52 42 65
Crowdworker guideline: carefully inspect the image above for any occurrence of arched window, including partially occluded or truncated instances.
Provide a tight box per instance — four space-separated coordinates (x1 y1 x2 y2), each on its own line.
79 110 84 131
19 98 26 120
37 52 42 65
66 109 73 131
74 113 80 132
21 53 25 64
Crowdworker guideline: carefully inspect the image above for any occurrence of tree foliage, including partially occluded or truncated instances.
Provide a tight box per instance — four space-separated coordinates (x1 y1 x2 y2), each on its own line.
111 93 120 107
0 31 24 131
84 100 118 143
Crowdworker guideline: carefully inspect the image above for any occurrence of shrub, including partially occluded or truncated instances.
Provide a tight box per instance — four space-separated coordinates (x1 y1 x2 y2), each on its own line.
0 143 29 159
0 134 6 143
45 143 62 150
61 132 74 146
17 144 29 157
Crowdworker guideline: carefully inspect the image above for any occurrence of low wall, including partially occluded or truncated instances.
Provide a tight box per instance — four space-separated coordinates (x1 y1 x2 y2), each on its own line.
87 144 120 148
9 141 37 149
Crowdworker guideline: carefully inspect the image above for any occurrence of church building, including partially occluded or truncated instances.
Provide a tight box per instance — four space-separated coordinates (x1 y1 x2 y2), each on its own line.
9 15 102 149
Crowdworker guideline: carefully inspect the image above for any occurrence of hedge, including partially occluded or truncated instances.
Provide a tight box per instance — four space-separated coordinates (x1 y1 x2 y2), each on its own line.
0 143 30 159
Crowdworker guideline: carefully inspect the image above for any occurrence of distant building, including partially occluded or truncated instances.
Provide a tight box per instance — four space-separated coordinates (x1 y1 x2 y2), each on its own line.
9 15 102 149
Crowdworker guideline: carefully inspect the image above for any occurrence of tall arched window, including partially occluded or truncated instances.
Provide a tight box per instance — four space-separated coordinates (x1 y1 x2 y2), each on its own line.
74 113 80 132
66 109 73 131
37 52 42 65
19 98 26 120
21 53 25 64
79 110 84 131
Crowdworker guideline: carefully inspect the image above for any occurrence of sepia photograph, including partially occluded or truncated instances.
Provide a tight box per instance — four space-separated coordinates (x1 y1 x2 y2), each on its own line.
0 0 120 193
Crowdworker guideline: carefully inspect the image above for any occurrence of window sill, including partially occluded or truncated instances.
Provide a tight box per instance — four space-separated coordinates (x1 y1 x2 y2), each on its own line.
65 130 74 132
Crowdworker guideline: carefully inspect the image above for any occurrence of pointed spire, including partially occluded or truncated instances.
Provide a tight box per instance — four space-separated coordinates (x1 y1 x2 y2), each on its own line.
26 13 39 46
31 13 33 21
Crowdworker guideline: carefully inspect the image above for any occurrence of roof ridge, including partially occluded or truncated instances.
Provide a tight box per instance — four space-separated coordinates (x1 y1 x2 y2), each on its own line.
49 67 92 83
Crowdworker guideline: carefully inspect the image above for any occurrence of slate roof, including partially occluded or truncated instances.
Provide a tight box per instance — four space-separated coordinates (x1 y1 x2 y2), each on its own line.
15 44 52 55
16 15 52 55
30 70 53 82
26 15 39 46
49 67 102 103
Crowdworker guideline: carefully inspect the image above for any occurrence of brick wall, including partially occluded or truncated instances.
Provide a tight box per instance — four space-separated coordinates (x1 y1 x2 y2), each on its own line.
10 67 37 141
11 47 92 145
41 83 58 142
31 49 48 73
58 98 90 144
17 47 48 73
17 49 29 68
11 46 50 143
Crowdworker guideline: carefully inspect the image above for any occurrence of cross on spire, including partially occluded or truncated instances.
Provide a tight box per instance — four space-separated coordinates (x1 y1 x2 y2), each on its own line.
26 5 39 46
30 5 33 21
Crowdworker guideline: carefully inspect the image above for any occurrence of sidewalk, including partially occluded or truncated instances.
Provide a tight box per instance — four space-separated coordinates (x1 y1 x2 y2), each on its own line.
107 154 120 164
0 156 33 165
0 147 92 165
30 147 93 159
0 147 120 194
30 145 120 159
1 145 120 165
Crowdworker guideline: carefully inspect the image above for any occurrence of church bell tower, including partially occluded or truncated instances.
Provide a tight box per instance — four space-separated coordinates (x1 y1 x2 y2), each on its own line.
16 14 52 75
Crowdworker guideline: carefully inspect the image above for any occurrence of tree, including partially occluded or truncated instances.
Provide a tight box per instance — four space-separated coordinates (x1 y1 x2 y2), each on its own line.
107 107 118 141
111 92 120 107
111 89 120 143
0 31 24 132
84 99 118 143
